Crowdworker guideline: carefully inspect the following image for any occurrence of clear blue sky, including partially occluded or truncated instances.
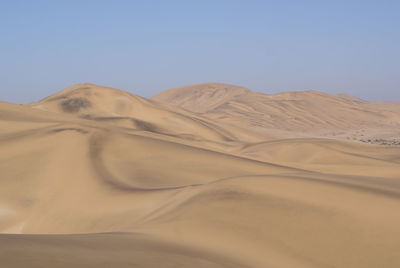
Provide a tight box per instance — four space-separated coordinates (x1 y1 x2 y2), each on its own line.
1 0 399 103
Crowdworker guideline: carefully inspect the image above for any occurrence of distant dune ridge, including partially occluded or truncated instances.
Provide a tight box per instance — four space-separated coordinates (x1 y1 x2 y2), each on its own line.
1 83 400 267
153 82 251 113
153 82 400 141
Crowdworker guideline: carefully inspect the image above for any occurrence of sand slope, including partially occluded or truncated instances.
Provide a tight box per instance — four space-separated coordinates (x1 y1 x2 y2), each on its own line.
0 233 246 268
153 83 400 140
153 82 251 113
28 83 264 143
1 84 400 267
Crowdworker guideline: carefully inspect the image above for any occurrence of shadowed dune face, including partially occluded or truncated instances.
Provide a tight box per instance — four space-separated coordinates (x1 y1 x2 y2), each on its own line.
1 84 400 267
0 233 247 268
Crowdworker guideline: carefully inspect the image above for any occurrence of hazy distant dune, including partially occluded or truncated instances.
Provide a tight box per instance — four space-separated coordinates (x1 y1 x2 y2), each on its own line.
153 83 400 141
153 82 251 113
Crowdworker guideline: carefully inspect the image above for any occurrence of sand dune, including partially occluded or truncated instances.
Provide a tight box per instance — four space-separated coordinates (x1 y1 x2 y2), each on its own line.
153 83 400 141
0 233 246 268
1 84 400 267
28 83 264 143
238 138 400 178
153 82 251 113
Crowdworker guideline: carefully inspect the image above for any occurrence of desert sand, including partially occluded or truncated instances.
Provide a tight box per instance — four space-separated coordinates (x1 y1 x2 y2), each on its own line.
154 83 400 142
1 83 400 267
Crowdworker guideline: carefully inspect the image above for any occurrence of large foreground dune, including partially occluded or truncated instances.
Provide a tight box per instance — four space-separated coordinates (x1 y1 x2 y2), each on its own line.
1 83 400 267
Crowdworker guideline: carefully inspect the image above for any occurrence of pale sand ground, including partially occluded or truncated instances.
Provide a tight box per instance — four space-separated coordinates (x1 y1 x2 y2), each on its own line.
0 84 400 267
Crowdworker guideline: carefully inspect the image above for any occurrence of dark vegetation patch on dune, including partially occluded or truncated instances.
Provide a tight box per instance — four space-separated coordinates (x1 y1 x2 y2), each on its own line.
360 138 400 146
60 98 91 113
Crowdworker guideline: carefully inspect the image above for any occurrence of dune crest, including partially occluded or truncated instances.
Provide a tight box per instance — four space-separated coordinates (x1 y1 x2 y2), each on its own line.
1 84 400 267
153 83 400 141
